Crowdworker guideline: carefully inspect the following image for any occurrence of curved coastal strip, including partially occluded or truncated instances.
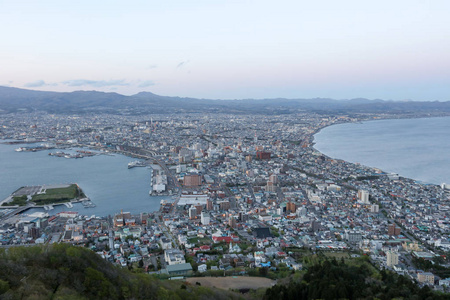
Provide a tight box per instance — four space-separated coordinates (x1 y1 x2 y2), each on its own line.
312 116 450 186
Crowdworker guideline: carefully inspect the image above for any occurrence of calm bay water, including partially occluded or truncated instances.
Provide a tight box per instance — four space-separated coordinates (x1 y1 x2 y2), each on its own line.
314 117 450 185
0 143 166 216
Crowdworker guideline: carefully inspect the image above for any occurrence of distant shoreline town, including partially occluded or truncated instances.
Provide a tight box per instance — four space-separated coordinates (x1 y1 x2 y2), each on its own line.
1 110 450 292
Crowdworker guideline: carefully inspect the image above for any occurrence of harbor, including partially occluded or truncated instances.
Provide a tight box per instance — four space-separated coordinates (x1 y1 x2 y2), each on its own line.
15 144 55 152
48 150 99 159
0 142 166 217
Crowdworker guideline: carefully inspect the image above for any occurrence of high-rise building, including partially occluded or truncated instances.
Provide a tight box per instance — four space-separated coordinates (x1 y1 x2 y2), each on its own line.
39 218 48 229
386 250 399 267
269 174 278 184
370 204 379 213
206 198 213 211
229 215 237 228
358 190 370 204
388 224 401 236
286 202 297 213
218 200 230 211
239 211 249 222
200 212 210 225
266 181 276 192
189 206 197 219
195 205 203 215
311 220 320 232
30 227 40 239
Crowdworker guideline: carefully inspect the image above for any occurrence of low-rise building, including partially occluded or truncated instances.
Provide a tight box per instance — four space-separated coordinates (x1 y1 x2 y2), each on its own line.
417 272 435 285
164 249 186 265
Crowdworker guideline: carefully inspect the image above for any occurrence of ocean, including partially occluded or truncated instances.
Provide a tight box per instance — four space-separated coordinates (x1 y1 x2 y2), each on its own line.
0 143 167 217
314 116 450 185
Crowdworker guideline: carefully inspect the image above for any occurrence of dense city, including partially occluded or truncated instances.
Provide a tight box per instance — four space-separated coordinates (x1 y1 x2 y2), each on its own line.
1 111 450 293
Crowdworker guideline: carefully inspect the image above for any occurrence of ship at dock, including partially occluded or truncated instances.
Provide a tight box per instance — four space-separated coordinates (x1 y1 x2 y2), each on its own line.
128 161 146 169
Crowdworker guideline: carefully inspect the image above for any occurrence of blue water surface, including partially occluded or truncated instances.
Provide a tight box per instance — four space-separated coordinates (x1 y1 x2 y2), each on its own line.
314 117 450 185
0 144 166 216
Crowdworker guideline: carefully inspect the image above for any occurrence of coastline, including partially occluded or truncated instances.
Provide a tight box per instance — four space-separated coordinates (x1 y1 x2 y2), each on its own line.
311 115 450 186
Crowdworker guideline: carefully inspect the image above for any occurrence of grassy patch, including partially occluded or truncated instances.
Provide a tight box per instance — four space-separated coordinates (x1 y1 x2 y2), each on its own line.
322 251 351 259
31 184 85 205
3 195 28 206
188 237 199 245
198 237 212 245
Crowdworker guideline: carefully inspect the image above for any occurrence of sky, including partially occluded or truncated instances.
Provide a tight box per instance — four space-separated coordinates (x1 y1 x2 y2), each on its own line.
1 0 450 101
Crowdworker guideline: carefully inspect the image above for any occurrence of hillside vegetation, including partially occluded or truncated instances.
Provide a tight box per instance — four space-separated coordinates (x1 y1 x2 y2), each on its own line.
264 257 449 300
1 244 448 300
0 244 240 300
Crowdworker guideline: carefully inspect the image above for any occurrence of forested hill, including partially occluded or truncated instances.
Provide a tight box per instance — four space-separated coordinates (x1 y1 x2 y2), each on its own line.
264 258 449 300
0 244 448 299
1 86 450 115
0 244 239 300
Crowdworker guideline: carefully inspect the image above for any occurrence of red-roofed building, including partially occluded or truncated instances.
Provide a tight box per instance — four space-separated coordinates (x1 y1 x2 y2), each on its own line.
199 245 211 251
212 235 239 243
256 151 271 160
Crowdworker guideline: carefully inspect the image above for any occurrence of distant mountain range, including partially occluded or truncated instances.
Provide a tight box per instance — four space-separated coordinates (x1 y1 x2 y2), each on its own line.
1 86 449 115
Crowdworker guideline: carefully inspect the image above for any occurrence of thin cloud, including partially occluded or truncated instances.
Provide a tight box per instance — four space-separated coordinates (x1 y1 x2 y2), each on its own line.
176 60 190 68
62 79 129 87
146 64 157 70
138 80 155 88
24 80 46 87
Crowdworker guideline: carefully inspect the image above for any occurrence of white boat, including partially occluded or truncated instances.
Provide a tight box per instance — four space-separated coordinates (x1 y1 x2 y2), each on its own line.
128 161 146 168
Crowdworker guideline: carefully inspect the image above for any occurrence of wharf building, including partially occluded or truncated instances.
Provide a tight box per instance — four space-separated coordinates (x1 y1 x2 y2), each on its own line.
114 211 135 227
178 192 209 206
183 173 202 187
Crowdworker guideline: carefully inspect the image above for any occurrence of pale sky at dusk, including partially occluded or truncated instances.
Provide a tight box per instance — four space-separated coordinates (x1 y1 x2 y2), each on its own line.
1 0 450 100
